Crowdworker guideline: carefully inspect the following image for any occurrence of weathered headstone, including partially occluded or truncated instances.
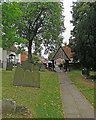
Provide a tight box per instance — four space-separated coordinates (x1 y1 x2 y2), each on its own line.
0 61 2 68
16 63 20 67
37 63 41 71
2 99 16 113
33 65 39 71
13 66 24 86
6 62 13 71
33 72 40 88
21 61 33 72
23 70 33 87
40 64 45 72
15 105 27 113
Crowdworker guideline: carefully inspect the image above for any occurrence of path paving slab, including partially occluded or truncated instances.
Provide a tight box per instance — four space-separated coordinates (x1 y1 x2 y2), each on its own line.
55 66 95 118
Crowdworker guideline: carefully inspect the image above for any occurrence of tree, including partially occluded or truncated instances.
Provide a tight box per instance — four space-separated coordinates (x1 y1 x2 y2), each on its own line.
2 2 26 50
32 54 40 64
48 49 57 60
70 2 96 75
70 2 90 62
16 2 65 61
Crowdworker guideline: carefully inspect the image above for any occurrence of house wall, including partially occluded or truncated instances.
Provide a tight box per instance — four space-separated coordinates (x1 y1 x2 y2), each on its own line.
0 48 21 68
21 51 27 63
0 48 2 62
64 47 71 57
16 54 21 64
2 49 7 68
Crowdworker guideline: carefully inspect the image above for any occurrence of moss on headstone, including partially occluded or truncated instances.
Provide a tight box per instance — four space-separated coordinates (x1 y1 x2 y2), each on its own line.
6 62 13 71
40 64 45 72
13 66 24 86
33 71 40 88
33 65 39 71
23 70 33 87
21 61 33 72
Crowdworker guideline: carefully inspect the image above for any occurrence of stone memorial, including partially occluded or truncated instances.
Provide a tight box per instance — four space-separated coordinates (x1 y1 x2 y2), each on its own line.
23 70 33 87
0 61 2 68
33 71 40 88
33 65 39 71
6 62 13 71
21 61 33 72
37 63 41 71
2 99 16 113
13 66 24 86
13 61 40 88
40 64 45 72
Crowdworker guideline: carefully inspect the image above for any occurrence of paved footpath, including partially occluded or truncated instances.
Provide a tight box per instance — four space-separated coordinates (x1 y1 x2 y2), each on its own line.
55 66 95 118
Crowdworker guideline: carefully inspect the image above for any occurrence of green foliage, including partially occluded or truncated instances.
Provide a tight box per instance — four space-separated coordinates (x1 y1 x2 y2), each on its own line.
2 2 65 60
70 2 96 71
48 49 57 60
2 2 27 49
32 54 40 64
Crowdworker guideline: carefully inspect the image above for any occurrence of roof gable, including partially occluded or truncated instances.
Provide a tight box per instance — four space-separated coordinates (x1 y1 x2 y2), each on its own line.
50 46 70 61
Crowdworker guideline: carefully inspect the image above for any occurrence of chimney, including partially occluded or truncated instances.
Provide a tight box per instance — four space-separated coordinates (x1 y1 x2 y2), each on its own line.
69 37 72 44
64 42 67 47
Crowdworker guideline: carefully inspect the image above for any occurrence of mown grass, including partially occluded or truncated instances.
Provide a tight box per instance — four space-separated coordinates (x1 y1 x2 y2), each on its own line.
2 68 64 118
66 70 96 109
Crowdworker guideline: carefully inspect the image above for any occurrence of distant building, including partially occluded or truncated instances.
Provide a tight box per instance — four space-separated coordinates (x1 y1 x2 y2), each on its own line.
63 42 72 58
0 46 21 68
55 37 73 65
21 51 28 63
38 56 48 64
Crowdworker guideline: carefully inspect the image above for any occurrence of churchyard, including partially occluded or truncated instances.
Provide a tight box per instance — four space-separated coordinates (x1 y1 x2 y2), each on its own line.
2 67 64 118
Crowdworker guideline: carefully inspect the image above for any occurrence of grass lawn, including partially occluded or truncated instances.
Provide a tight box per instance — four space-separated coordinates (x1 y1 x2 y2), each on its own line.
66 70 96 109
2 68 64 118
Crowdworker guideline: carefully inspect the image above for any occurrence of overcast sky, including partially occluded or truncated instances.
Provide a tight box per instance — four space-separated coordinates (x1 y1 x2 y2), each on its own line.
43 0 77 58
62 0 77 44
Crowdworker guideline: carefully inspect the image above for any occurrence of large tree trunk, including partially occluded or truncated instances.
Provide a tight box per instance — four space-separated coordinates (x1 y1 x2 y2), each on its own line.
28 40 32 62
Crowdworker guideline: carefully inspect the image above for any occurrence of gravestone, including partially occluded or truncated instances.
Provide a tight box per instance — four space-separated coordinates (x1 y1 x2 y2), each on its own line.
33 71 40 88
33 65 39 71
37 63 41 71
82 68 85 75
16 63 20 67
23 70 34 87
13 66 24 86
6 62 13 71
40 64 45 72
0 61 2 68
21 61 33 72
2 99 16 113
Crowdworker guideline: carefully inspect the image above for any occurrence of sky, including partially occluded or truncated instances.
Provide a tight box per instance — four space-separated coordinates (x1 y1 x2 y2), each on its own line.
42 0 77 58
62 0 77 44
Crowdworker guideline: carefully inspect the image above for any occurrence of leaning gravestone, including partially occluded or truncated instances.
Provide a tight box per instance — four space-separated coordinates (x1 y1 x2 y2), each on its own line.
40 64 45 72
23 70 33 87
6 62 13 71
13 66 24 86
33 71 40 88
21 61 33 72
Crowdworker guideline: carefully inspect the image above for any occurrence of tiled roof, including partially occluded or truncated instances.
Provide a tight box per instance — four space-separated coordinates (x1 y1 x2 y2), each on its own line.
10 46 17 52
64 47 71 57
